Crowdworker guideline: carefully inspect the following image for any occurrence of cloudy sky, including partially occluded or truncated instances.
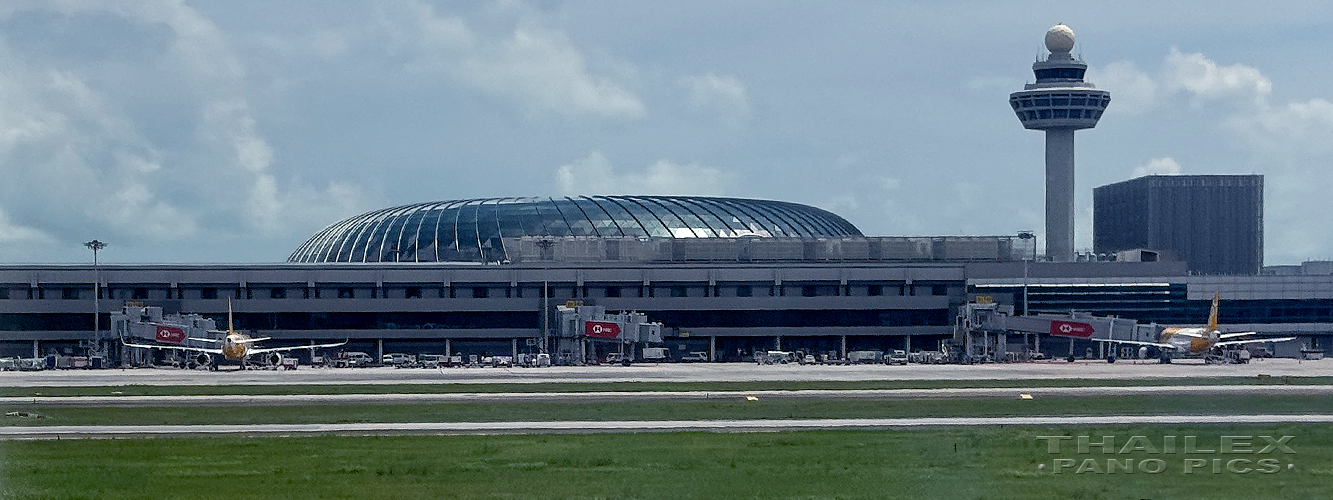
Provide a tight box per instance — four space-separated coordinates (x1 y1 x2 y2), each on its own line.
1 1 1331 265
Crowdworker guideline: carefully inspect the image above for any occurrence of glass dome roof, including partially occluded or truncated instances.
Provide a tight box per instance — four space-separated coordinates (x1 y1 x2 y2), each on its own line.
288 196 863 263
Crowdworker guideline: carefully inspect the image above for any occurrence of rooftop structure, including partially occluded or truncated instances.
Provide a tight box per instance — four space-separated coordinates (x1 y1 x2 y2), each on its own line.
289 196 862 264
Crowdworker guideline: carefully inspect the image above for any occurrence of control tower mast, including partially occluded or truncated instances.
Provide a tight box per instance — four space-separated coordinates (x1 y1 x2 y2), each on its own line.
1010 25 1110 262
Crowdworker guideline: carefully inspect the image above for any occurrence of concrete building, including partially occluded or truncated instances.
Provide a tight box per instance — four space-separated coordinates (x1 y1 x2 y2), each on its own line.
1093 174 1264 275
1009 24 1111 262
3 194 1328 363
0 196 1043 362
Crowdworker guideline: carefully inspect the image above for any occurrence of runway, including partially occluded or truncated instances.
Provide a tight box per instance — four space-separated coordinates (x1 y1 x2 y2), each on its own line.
2 358 1330 387
3 384 1332 407
3 414 1330 439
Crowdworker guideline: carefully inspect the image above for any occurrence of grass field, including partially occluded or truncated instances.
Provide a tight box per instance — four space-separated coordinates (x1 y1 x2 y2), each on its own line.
3 394 1331 427
1 425 1324 499
2 375 1328 397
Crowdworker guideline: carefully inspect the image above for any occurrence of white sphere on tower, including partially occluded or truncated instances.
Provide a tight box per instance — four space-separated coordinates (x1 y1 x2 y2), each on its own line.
1045 24 1075 53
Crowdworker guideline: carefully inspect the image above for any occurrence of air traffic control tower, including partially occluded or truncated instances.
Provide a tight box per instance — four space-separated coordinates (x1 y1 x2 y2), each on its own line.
1010 24 1110 262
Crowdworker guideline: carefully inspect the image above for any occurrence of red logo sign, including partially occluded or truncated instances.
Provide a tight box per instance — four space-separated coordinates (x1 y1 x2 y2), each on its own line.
155 326 186 344
1050 320 1094 339
584 321 621 339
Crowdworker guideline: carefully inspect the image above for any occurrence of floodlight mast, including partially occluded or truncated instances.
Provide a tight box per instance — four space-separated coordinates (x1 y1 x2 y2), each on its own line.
83 240 107 355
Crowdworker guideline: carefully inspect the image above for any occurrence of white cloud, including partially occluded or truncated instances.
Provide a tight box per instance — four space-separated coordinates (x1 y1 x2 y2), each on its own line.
1131 157 1184 177
0 207 54 261
393 2 645 119
1162 48 1271 106
0 1 370 261
555 152 735 196
1087 61 1157 115
679 73 750 124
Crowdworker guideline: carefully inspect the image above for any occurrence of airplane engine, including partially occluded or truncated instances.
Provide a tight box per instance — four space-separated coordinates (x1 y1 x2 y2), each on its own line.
267 352 283 366
196 353 212 367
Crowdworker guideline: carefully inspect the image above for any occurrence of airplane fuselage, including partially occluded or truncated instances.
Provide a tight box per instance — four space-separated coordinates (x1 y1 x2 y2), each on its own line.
1159 327 1219 355
220 334 252 360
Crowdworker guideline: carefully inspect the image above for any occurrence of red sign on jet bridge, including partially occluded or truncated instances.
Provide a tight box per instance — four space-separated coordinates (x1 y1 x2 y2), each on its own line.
1049 320 1094 339
585 321 621 339
155 325 186 344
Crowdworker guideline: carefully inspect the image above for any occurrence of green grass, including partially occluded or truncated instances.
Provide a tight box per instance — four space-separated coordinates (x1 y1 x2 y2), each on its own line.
4 375 1329 397
4 395 1331 427
1 425 1326 499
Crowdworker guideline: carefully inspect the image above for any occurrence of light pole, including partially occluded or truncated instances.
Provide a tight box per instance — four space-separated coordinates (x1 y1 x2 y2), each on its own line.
536 239 555 356
83 240 107 355
1017 231 1035 316
1017 231 1038 360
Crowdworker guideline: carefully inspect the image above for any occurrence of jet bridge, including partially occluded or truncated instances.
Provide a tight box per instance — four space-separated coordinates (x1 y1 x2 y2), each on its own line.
954 301 1159 362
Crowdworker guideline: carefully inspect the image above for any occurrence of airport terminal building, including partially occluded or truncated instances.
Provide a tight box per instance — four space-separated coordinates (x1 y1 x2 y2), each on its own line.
0 196 1329 362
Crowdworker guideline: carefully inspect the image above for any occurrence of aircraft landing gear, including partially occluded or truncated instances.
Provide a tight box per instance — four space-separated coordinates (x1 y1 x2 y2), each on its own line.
1106 355 1116 363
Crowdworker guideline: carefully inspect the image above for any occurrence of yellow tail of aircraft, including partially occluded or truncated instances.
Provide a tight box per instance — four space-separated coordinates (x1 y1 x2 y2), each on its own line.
1206 292 1220 332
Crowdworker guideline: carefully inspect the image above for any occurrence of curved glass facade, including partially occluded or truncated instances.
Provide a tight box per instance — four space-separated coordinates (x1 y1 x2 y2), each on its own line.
289 196 864 263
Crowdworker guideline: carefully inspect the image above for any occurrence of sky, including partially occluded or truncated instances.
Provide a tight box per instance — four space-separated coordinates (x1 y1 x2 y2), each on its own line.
1 0 1332 265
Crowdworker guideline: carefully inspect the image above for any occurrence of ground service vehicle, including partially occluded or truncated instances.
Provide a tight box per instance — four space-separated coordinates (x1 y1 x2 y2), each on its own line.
383 353 415 367
847 350 883 364
337 352 374 367
418 354 445 368
887 349 909 365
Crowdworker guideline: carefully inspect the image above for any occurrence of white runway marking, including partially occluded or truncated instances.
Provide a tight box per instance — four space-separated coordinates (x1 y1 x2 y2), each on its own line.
1 358 1329 387
3 414 1331 439
2 384 1332 407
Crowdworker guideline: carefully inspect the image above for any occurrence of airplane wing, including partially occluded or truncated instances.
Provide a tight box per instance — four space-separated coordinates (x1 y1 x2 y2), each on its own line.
1218 331 1259 339
236 337 272 344
1215 337 1297 347
187 337 222 343
121 340 223 355
1088 338 1177 350
248 340 349 355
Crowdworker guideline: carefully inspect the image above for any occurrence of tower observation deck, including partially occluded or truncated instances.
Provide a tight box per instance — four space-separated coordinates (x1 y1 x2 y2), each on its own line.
1010 24 1110 262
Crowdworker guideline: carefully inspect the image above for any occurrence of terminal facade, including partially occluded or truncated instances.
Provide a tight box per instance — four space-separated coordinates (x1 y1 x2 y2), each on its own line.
1 195 1329 362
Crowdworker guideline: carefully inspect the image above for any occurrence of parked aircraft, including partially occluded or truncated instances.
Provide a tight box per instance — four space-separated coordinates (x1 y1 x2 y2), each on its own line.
1092 293 1295 363
122 299 346 369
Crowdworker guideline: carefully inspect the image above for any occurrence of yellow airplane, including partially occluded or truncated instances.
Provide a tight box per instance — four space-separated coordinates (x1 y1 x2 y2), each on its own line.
1094 292 1295 363
123 299 346 369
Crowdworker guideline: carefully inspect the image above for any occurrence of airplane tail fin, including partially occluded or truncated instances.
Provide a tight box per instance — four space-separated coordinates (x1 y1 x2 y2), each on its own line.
228 297 235 334
1206 292 1220 332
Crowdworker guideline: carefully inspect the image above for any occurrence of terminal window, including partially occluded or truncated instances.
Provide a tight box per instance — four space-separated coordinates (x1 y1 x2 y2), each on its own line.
201 288 217 300
270 288 286 299
132 288 149 300
736 285 752 297
337 287 354 299
670 286 688 298
61 288 80 300
802 285 818 297
472 287 489 299
605 286 621 298
868 285 884 296
405 286 422 299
